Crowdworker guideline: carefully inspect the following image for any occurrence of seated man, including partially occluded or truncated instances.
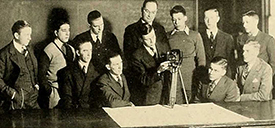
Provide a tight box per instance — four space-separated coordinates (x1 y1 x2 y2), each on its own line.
196 56 240 102
236 41 273 101
57 39 99 109
96 51 133 108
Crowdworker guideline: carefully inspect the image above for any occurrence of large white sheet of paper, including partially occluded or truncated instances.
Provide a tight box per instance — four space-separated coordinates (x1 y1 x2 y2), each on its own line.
103 103 254 127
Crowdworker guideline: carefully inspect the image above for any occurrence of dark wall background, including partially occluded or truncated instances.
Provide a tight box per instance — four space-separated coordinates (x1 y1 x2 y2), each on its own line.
0 0 197 50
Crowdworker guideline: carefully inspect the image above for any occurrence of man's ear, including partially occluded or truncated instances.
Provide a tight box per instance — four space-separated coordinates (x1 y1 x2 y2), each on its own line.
105 64 110 70
14 32 20 40
76 50 80 57
54 30 58 37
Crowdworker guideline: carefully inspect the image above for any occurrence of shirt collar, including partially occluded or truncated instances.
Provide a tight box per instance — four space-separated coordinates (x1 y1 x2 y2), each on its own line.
206 28 218 39
110 72 121 82
54 38 64 49
90 30 102 43
13 39 27 53
171 26 190 36
141 18 153 26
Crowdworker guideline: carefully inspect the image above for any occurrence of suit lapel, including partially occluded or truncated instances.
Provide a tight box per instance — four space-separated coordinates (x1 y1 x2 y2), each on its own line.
121 74 130 100
140 46 157 67
243 59 261 91
107 73 124 97
9 43 24 69
209 76 226 98
72 62 86 97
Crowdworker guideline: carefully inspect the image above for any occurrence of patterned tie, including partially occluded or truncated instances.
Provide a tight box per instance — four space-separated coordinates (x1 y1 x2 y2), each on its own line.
242 64 249 81
207 81 215 97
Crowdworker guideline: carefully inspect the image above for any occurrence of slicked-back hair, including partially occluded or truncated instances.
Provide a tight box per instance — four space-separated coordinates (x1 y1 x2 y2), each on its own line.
74 37 92 51
53 19 70 31
87 10 102 25
242 10 259 20
204 7 219 17
104 50 122 65
170 5 186 16
12 20 31 35
142 0 158 9
211 56 228 70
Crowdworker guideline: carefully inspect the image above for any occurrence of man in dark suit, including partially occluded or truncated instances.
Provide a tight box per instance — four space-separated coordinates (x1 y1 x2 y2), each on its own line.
131 23 170 106
96 51 133 108
0 20 39 111
73 10 121 75
123 0 169 62
57 39 99 109
200 7 235 78
236 41 273 101
236 10 275 97
196 57 240 102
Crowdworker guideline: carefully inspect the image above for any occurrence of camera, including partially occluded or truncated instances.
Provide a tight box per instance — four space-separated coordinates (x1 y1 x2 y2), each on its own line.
165 49 183 68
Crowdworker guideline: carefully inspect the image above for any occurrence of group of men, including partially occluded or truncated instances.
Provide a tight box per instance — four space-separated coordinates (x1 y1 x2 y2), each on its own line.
0 0 274 111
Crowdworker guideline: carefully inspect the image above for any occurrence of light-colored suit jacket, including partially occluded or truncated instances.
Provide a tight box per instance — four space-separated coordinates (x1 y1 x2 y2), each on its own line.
197 75 240 102
236 58 273 101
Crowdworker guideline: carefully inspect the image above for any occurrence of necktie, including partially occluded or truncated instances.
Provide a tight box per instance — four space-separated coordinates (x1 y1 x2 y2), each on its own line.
208 81 215 97
210 32 214 42
82 65 86 74
117 76 123 88
22 47 28 56
61 43 67 55
242 64 249 80
96 35 100 44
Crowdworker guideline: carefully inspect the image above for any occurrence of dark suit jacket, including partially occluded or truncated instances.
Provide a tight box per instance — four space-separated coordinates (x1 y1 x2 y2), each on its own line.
123 18 170 61
72 30 121 75
96 73 131 108
57 61 99 108
0 42 38 110
197 76 240 102
236 58 273 101
201 29 235 78
131 42 170 105
237 30 275 75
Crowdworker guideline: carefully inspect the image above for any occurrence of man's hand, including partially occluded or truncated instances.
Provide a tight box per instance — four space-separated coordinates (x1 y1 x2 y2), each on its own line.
157 61 170 73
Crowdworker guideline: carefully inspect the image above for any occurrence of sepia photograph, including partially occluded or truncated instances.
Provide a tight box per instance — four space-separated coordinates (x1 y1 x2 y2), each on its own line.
0 0 274 127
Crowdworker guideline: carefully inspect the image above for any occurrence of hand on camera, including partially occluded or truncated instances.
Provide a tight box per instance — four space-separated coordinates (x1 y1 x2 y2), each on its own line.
157 61 170 73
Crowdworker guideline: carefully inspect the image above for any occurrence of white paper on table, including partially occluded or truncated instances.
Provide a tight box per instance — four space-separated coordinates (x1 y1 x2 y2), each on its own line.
103 103 254 127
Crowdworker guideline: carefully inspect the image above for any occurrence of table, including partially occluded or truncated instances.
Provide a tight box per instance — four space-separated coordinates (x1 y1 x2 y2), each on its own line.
1 101 275 128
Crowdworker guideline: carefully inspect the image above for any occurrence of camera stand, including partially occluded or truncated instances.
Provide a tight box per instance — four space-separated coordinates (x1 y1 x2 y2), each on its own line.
169 64 189 108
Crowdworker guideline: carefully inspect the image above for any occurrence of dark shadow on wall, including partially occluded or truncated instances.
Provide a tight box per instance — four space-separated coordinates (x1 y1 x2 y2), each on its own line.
34 8 70 58
103 17 113 33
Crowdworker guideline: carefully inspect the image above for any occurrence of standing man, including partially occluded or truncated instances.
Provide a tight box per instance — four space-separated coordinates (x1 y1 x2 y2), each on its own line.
38 20 75 109
0 20 39 110
96 51 133 108
200 7 235 78
237 10 275 97
57 39 99 109
196 56 240 102
167 5 205 103
131 23 170 105
236 41 273 101
123 0 169 61
73 10 120 75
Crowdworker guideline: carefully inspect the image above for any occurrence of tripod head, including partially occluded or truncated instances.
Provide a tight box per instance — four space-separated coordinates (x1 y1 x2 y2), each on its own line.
165 49 184 72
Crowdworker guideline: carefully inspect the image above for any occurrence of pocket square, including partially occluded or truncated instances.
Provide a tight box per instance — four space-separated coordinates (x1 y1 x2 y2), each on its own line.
252 78 259 83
